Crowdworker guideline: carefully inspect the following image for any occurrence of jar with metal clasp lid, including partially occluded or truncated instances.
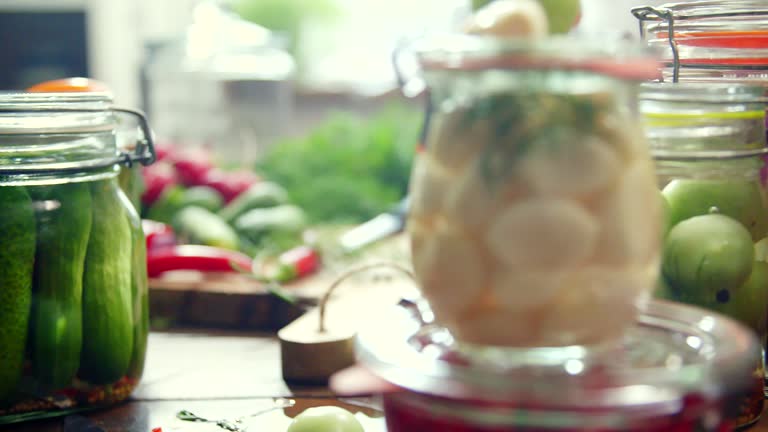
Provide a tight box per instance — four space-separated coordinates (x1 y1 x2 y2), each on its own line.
632 1 768 85
0 91 155 425
396 32 663 348
632 0 768 185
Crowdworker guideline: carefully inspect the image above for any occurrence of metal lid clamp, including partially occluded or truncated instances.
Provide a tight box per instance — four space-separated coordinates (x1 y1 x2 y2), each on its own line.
631 6 680 83
632 4 768 82
112 107 157 168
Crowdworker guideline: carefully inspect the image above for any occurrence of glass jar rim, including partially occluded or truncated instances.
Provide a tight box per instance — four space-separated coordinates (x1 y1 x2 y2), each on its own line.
356 300 759 410
652 0 768 18
410 34 661 81
640 82 768 104
0 91 114 108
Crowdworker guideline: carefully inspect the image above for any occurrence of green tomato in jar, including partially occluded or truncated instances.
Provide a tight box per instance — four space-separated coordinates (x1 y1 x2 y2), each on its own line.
537 0 582 34
662 214 755 302
755 237 768 263
662 179 768 241
653 275 678 302
287 406 364 432
660 191 672 239
711 261 768 333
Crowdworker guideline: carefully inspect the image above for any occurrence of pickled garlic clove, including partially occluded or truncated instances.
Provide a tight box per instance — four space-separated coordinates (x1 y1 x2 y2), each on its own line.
450 307 541 347
442 161 510 235
490 271 565 309
486 198 598 270
595 112 645 160
408 154 453 218
465 0 549 38
426 111 491 174
538 267 642 346
519 135 622 197
411 221 488 322
591 159 662 267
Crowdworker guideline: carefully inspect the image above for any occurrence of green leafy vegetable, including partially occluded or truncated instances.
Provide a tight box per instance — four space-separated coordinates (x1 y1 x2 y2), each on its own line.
256 103 421 224
462 91 604 190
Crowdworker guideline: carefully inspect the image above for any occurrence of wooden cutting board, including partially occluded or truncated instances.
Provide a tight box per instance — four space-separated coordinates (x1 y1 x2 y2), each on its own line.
148 232 415 331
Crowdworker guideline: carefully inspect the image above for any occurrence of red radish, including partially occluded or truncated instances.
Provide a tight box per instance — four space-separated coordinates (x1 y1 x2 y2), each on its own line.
153 141 178 162
172 148 215 186
203 169 261 203
173 159 213 186
142 219 177 253
141 161 177 207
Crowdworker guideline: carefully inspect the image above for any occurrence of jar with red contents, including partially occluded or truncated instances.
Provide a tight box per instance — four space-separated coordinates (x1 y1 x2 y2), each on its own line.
355 300 760 432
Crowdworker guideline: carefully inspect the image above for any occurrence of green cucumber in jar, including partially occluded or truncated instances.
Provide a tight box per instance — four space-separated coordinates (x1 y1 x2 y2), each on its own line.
0 186 36 401
79 179 134 384
117 188 149 379
29 183 92 390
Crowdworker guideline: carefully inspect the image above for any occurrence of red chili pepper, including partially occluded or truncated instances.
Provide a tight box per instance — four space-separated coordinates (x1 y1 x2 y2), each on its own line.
257 245 321 282
142 219 177 253
147 245 253 278
151 428 163 432
280 245 320 278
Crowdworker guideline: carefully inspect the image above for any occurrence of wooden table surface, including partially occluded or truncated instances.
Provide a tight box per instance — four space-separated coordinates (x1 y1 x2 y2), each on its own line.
4 329 768 432
3 330 385 432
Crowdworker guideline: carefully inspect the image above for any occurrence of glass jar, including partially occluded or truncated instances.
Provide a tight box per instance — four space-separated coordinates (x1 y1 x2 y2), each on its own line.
403 34 662 348
632 1 768 85
640 82 768 427
356 299 762 431
0 92 155 425
632 1 768 186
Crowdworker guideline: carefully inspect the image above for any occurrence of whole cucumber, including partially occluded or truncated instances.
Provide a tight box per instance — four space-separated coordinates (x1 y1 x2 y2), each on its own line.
218 181 288 224
0 186 36 401
79 179 134 384
173 206 240 250
117 189 150 379
29 183 92 390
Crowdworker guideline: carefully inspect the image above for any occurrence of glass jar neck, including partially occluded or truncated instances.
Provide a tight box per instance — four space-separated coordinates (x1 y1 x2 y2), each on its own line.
640 83 767 179
0 92 154 185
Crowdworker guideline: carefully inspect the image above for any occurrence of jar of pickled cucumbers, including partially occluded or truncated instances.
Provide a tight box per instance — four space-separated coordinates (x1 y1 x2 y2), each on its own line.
404 34 662 348
0 91 155 424
640 82 768 428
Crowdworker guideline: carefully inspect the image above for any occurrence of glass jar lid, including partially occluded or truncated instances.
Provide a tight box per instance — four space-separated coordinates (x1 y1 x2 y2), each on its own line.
356 299 759 412
0 91 155 182
407 35 660 80
632 1 768 81
392 34 661 98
